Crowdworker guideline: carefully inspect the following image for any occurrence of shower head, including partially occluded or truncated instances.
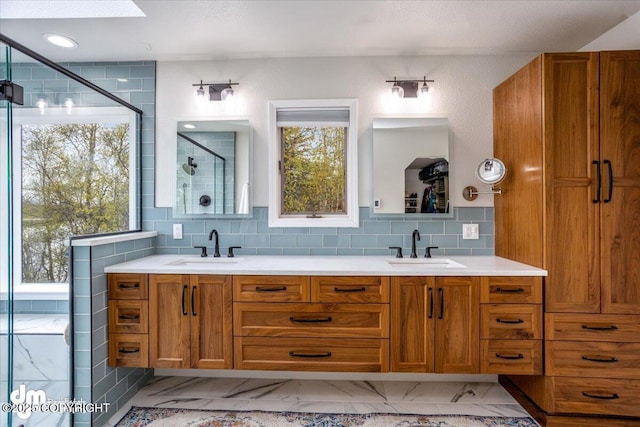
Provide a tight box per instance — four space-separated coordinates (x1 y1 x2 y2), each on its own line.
182 156 197 175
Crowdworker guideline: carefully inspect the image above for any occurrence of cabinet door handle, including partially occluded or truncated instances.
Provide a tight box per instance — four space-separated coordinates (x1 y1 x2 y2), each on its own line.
191 286 197 316
255 286 287 292
604 159 613 203
592 160 601 203
288 351 332 358
496 318 524 324
334 287 366 293
181 285 188 315
582 324 618 331
118 314 140 320
495 287 524 294
289 316 332 323
438 288 444 320
118 347 140 354
581 391 619 400
428 287 434 319
496 353 524 360
582 355 618 363
118 282 139 289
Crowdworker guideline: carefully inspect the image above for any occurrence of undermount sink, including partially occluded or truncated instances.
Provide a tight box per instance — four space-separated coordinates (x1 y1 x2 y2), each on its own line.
385 258 466 268
166 257 243 266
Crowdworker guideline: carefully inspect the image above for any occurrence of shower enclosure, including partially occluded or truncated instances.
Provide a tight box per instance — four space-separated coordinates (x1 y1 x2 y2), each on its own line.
1 35 142 427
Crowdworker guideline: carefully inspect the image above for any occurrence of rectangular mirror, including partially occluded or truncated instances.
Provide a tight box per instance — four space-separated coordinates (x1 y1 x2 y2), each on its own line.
372 117 452 217
174 119 252 217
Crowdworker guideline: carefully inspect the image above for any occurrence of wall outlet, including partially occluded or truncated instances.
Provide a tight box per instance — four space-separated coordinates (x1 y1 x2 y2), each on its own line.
374 199 381 209
462 223 479 240
173 223 183 239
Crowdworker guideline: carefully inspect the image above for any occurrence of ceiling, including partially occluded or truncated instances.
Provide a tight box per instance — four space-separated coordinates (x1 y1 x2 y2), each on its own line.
1 0 640 62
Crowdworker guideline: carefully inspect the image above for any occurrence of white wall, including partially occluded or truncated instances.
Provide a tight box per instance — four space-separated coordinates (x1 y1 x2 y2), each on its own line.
155 54 536 208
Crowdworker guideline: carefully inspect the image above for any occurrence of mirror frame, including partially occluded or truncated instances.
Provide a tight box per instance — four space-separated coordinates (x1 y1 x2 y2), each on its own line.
172 117 253 218
370 116 454 219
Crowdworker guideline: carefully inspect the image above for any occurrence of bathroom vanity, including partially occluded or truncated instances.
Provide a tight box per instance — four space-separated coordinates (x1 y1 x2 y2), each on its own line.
105 255 545 376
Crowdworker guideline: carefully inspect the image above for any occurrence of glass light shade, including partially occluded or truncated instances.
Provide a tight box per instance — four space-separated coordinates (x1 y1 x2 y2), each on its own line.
36 98 48 114
391 84 404 98
221 87 234 101
417 83 430 98
195 85 205 98
63 97 74 111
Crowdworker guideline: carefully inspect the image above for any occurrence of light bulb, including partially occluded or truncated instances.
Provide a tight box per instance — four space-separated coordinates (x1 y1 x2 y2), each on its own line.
417 82 429 99
64 97 74 113
195 84 205 98
36 98 48 114
221 86 234 101
391 83 404 99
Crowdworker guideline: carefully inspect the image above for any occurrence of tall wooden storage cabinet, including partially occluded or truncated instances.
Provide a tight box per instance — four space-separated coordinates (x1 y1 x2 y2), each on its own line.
494 51 640 425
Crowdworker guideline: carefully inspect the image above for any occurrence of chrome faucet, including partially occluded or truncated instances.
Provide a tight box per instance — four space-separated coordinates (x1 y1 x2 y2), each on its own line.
411 229 421 258
208 229 221 257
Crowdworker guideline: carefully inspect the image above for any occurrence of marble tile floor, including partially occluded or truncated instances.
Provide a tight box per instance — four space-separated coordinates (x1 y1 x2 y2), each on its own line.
105 376 538 426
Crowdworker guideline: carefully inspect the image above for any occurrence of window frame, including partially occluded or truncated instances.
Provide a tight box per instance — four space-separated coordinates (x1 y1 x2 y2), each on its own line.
5 106 139 292
268 99 359 228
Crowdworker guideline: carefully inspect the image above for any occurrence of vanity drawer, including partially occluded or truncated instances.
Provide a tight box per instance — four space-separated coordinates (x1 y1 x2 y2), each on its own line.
108 300 148 334
481 340 542 375
108 273 148 300
234 337 389 372
311 276 389 303
481 304 541 339
480 276 542 304
546 341 640 379
233 276 310 302
546 313 640 342
108 334 148 367
552 377 640 417
233 303 389 338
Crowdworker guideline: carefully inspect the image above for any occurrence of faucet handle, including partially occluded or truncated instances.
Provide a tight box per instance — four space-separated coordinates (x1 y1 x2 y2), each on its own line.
227 246 242 258
425 246 439 258
388 246 403 258
194 246 208 257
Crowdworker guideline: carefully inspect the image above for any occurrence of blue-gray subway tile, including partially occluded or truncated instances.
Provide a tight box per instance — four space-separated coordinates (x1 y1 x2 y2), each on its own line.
155 247 180 255
458 235 490 249
390 221 418 234
73 260 91 279
377 235 403 248
283 227 310 235
358 207 370 220
115 240 136 254
444 221 463 235
270 235 297 248
257 248 283 256
74 296 91 315
244 234 270 248
143 208 168 221
204 220 232 234
471 248 495 255
231 220 258 234
308 227 338 235
31 300 57 313
297 234 323 248
415 222 445 235
362 221 390 234
182 221 205 234
337 248 364 256
479 221 495 236
432 235 458 248
457 207 486 221
73 278 91 297
74 314 91 333
485 208 494 221
364 249 391 256
92 243 115 259
310 248 337 256
351 235 377 248
283 248 311 256
323 234 350 248
443 248 472 256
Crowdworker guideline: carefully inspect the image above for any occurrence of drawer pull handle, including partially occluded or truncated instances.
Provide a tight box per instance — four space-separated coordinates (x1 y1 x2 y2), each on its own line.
496 318 524 324
118 347 140 354
288 351 332 358
582 324 618 331
334 287 366 293
496 353 524 360
581 391 619 400
118 314 139 320
495 287 524 294
289 317 333 323
255 286 287 292
582 355 619 363
428 287 434 319
118 282 139 289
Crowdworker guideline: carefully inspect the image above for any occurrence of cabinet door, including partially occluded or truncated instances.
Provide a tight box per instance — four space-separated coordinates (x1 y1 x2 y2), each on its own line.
390 277 435 372
149 274 191 368
190 275 233 369
435 277 479 373
600 50 640 314
544 52 601 313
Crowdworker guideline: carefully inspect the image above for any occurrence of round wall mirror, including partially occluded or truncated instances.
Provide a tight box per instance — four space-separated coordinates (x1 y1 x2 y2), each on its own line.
476 158 507 185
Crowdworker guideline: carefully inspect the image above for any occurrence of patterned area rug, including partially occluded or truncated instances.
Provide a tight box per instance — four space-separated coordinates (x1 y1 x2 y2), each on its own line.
115 406 539 427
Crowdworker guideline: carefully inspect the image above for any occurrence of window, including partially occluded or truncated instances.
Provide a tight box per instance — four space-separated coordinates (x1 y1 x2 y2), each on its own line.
7 107 139 288
268 99 358 227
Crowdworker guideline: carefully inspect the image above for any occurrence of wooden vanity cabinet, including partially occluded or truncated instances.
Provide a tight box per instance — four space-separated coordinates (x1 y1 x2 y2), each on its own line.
233 275 390 372
494 50 640 424
108 273 149 367
149 274 233 369
391 276 479 374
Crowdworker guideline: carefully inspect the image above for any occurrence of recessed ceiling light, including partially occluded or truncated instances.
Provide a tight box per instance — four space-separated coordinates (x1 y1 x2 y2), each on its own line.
43 33 78 48
183 124 196 129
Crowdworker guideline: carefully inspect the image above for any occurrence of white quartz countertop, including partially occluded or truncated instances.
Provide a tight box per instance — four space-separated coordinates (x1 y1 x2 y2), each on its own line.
104 255 547 276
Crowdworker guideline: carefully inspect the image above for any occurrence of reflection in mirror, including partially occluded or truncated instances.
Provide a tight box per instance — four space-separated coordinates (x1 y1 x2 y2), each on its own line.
372 117 450 216
174 120 252 217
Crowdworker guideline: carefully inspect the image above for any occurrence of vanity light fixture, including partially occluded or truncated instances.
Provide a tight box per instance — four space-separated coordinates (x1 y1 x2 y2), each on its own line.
193 79 239 102
386 76 434 98
463 158 508 201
